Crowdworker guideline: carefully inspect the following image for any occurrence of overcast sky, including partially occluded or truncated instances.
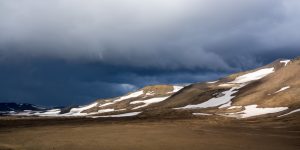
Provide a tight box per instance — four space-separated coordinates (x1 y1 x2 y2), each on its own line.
0 0 299 106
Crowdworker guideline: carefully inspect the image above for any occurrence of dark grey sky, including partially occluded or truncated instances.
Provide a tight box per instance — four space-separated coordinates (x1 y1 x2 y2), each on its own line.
0 0 299 106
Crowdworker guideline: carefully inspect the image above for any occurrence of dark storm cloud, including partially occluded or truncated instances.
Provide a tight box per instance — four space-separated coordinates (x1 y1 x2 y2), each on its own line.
0 59 225 106
1 0 299 69
0 0 299 106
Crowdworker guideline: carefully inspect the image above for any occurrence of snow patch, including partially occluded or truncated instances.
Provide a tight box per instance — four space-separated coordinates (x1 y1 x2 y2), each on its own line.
97 109 115 113
114 90 144 102
145 91 155 96
229 68 274 84
167 86 184 94
192 113 212 116
207 80 219 84
99 102 114 107
219 101 232 108
175 86 240 109
280 60 290 66
34 109 61 116
274 86 290 94
227 106 242 110
172 86 184 92
218 83 235 87
131 96 169 110
98 90 144 108
91 112 141 118
11 110 36 116
68 102 98 115
225 105 288 118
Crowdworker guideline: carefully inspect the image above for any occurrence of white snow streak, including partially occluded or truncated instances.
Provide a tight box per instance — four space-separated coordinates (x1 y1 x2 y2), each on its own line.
68 102 98 115
115 90 144 102
131 96 169 110
99 102 114 107
207 80 219 84
218 83 235 87
98 90 144 108
92 112 141 118
192 113 212 116
219 101 232 108
34 109 61 116
229 68 274 84
145 91 155 96
225 105 288 118
278 109 300 117
227 106 242 110
12 110 36 116
97 109 115 113
167 86 184 94
280 60 291 66
274 86 290 94
172 86 184 92
175 86 240 109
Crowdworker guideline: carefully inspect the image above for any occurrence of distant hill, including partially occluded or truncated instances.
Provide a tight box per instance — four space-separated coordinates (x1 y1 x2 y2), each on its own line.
0 102 46 115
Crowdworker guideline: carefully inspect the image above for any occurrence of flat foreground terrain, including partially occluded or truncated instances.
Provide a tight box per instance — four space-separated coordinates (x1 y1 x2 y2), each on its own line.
0 117 299 150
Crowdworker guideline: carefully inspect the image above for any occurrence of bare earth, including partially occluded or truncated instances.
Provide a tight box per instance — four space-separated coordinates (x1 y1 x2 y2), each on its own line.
0 117 299 150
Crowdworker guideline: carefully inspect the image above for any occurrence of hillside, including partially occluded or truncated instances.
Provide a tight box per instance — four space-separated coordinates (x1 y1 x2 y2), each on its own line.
2 57 300 120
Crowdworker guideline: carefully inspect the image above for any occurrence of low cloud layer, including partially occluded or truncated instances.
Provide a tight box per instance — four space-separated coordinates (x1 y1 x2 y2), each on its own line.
0 0 299 106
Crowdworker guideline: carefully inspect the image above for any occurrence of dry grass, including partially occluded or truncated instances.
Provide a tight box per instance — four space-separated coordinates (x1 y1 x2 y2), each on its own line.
0 117 299 150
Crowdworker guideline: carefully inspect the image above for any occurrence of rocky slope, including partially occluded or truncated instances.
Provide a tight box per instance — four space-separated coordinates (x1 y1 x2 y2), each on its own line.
3 57 300 119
